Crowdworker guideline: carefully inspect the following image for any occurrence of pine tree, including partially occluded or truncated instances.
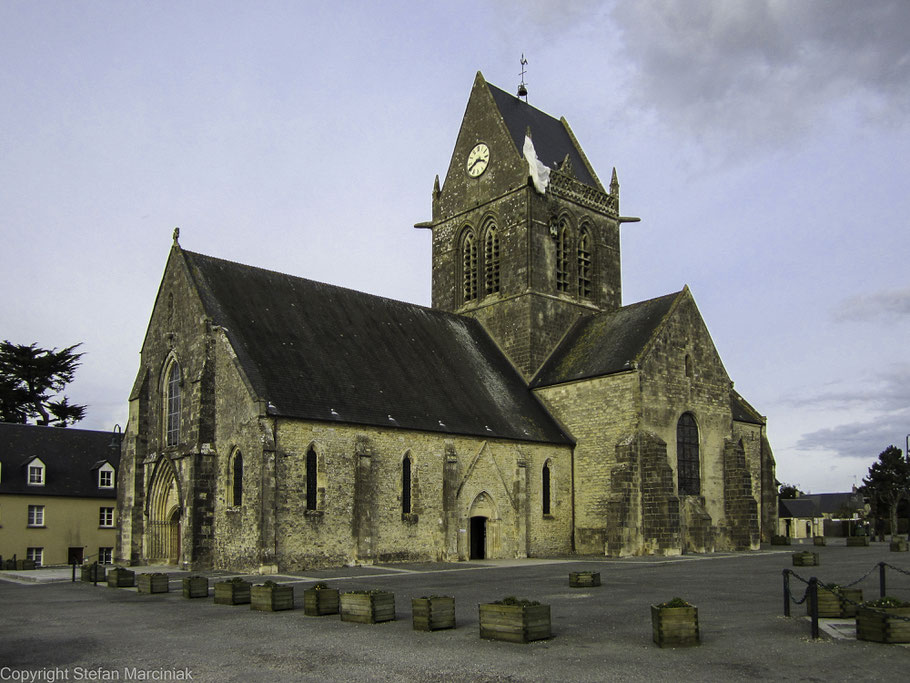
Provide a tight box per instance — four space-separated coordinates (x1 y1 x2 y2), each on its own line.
0 341 86 426
861 445 910 541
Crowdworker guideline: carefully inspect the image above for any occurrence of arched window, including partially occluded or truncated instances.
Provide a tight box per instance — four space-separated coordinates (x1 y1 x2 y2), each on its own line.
685 354 693 378
676 413 700 495
556 219 570 293
401 454 412 515
542 461 552 515
462 229 478 302
483 223 500 295
165 361 181 447
231 451 243 507
306 447 318 511
577 226 592 298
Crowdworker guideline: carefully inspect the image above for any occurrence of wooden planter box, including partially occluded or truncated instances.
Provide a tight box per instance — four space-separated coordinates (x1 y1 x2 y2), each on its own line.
813 536 826 546
478 602 551 643
81 564 106 582
846 536 870 547
856 606 910 643
569 571 601 587
182 576 209 599
412 596 455 631
16 559 36 570
651 605 700 647
303 587 340 616
340 591 396 624
770 535 791 546
137 573 170 594
812 587 863 618
214 580 251 605
251 584 294 611
792 551 819 567
107 567 135 588
890 540 908 552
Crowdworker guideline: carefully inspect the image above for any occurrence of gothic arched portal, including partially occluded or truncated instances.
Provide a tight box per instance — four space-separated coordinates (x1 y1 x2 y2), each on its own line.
146 457 182 564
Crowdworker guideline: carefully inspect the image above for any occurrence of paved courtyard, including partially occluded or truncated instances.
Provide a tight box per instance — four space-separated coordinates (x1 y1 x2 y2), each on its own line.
2 541 909 681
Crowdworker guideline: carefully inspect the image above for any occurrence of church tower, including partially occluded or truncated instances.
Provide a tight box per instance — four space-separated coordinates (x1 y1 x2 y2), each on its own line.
419 72 624 378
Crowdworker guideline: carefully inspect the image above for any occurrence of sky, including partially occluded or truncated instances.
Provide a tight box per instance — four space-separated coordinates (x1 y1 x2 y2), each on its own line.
1 0 908 494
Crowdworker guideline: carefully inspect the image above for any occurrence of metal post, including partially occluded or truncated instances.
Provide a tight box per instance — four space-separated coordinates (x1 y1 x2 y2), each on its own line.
93 561 98 587
782 569 791 617
879 561 887 598
808 577 820 640
71 561 76 583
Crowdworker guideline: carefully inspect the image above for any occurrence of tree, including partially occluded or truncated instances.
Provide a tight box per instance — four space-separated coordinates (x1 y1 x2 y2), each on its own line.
0 341 86 426
860 445 910 541
778 483 803 499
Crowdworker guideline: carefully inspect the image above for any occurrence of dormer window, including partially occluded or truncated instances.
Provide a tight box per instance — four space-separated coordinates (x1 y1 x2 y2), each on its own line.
27 458 45 486
98 462 115 489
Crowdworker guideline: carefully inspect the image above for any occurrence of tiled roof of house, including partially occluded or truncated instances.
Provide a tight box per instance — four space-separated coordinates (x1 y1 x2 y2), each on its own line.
0 423 119 498
778 498 820 519
183 250 571 445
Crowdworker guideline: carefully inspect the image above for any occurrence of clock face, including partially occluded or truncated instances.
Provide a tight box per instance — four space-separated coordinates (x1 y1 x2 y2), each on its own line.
466 143 490 177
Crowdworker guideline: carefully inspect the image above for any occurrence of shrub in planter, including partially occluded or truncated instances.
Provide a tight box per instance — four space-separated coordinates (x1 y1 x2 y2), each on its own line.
107 566 135 588
569 571 601 587
651 598 700 648
340 590 396 624
182 576 209 599
890 539 908 552
214 577 251 605
81 563 105 582
303 583 340 616
478 597 551 643
15 559 36 570
856 597 910 643
412 596 455 631
251 581 294 611
813 536 826 546
137 572 170 594
792 551 819 567
811 585 863 618
770 535 791 546
846 536 870 547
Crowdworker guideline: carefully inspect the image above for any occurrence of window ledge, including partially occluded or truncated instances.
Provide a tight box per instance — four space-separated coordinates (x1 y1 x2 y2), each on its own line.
304 509 324 518
542 514 555 520
225 506 243 513
401 513 419 524
27 525 47 529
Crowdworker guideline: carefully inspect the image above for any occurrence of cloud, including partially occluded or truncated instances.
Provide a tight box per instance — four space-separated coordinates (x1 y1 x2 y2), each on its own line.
783 364 910 411
833 287 910 322
610 0 910 153
795 408 910 459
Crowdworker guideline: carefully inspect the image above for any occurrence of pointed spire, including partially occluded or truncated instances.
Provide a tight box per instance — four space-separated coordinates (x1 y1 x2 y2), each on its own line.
610 168 619 196
433 174 440 197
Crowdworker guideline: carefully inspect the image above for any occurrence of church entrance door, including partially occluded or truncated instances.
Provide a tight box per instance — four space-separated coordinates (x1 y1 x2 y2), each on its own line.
470 516 487 559
146 457 182 565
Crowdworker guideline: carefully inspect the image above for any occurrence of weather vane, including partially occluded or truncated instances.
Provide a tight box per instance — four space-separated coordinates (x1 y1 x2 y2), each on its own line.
517 54 528 101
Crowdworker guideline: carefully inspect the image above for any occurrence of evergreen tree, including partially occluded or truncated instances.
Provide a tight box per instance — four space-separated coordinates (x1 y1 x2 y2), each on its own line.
0 341 86 426
860 445 910 541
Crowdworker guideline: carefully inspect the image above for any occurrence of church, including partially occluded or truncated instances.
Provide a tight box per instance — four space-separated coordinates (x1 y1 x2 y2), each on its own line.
115 72 777 571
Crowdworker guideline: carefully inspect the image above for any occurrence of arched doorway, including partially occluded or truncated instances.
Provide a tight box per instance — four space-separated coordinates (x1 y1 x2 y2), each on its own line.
468 491 498 560
146 458 181 564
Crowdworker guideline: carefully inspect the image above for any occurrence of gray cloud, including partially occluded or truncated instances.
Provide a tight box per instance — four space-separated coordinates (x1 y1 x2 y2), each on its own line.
610 0 910 152
795 408 910 460
784 364 910 411
833 287 910 322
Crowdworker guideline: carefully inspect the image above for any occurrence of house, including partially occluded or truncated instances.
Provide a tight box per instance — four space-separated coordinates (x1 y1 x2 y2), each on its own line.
0 422 120 567
116 72 776 571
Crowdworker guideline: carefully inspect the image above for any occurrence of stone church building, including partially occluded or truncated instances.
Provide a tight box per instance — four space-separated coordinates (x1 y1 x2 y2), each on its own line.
116 73 776 571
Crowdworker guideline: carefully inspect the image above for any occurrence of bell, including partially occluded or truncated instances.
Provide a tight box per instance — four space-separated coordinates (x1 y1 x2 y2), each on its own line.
517 83 528 98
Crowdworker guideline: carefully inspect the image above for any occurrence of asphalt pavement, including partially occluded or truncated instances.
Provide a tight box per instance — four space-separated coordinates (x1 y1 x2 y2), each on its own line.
1 540 909 682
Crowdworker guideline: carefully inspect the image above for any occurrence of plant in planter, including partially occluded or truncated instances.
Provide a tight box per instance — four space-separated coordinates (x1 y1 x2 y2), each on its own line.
340 590 396 624
412 595 455 631
478 596 551 643
770 535 791 546
303 582 340 616
182 576 209 599
813 536 826 546
651 597 700 648
107 566 135 588
846 535 870 547
890 539 908 552
251 580 294 611
791 551 819 567
214 577 251 605
569 571 601 587
137 572 170 594
856 597 910 643
81 563 105 582
15 559 36 570
811 584 863 618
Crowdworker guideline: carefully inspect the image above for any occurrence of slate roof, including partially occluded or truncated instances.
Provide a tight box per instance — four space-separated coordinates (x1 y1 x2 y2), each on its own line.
0 423 119 499
778 498 820 519
531 291 681 388
182 250 571 445
803 492 864 515
486 82 599 189
730 390 765 425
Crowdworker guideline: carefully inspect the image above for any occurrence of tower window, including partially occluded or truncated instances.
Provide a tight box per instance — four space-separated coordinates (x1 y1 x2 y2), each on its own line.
165 361 181 447
556 220 570 293
402 454 412 515
306 447 318 511
462 230 478 302
577 227 592 298
542 461 552 515
483 224 500 295
676 413 700 496
231 451 243 507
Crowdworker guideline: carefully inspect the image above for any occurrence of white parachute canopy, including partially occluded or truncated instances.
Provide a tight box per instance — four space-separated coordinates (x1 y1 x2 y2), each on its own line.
523 134 550 194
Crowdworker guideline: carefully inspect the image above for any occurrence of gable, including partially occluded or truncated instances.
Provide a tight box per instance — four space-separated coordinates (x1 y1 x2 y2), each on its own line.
182 250 569 445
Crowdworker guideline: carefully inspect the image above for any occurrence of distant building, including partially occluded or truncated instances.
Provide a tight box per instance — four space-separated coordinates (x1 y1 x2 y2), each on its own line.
0 423 120 567
777 491 865 538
